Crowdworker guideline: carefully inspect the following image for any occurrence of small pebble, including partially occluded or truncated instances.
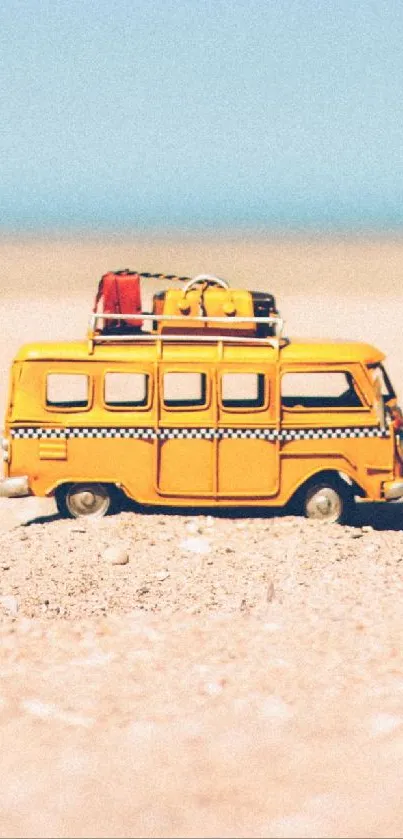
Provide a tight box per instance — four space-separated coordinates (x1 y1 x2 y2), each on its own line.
102 545 130 565
0 595 19 615
179 536 211 555
155 571 170 582
185 520 202 535
364 543 378 554
203 680 225 696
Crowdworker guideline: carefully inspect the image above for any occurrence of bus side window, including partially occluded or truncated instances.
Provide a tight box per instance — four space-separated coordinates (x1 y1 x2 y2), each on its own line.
281 371 363 410
221 373 266 409
163 372 207 408
46 373 89 409
104 372 149 408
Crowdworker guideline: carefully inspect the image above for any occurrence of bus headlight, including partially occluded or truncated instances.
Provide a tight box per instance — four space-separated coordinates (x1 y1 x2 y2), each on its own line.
395 430 403 462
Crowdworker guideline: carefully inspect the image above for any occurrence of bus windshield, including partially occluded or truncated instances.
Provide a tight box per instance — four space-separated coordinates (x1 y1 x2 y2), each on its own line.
368 363 396 402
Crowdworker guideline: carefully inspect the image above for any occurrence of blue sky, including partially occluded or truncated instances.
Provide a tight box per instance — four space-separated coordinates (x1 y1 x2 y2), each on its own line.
1 0 403 232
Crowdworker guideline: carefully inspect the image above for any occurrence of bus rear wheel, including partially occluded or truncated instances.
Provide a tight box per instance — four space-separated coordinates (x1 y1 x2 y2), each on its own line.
55 482 116 519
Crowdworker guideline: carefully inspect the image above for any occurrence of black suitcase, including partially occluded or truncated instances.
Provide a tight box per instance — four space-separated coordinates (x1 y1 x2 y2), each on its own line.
251 291 279 336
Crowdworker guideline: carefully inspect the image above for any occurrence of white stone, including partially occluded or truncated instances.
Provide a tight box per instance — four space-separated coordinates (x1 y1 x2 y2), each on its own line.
185 519 201 534
179 536 211 555
102 545 129 565
155 571 170 581
0 595 19 615
364 543 378 554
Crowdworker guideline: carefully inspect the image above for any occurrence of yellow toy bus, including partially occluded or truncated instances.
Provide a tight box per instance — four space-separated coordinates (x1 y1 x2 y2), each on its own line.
1 274 402 523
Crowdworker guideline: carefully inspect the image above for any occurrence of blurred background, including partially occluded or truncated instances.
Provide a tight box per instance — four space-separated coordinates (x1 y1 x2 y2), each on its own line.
2 0 403 234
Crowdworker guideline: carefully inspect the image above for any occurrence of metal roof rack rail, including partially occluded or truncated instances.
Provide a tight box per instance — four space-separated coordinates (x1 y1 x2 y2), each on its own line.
87 311 285 354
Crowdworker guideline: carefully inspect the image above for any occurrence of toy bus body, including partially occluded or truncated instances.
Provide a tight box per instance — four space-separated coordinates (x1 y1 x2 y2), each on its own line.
2 333 403 520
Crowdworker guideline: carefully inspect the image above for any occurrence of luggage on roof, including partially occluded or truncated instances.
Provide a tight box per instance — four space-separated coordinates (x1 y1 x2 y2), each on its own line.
92 271 280 339
94 269 143 333
152 275 279 336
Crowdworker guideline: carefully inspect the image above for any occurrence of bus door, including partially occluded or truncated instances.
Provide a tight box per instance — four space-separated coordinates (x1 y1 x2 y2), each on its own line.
155 365 215 497
216 366 279 498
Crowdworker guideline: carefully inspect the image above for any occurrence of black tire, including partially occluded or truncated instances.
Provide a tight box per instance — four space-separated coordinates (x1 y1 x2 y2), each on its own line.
55 482 118 519
302 477 353 525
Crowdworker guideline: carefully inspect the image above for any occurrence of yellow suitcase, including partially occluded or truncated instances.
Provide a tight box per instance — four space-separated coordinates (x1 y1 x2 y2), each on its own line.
153 275 255 334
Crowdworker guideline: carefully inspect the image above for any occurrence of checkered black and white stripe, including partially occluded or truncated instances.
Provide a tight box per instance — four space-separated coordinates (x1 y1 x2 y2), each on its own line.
11 426 157 441
158 428 216 440
279 426 389 442
219 428 278 440
11 425 390 442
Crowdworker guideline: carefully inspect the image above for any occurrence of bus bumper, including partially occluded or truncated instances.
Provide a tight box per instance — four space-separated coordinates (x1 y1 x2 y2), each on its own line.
0 476 31 498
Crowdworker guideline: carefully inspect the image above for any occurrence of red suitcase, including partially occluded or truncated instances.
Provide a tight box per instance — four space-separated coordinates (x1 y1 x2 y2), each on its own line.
94 269 142 331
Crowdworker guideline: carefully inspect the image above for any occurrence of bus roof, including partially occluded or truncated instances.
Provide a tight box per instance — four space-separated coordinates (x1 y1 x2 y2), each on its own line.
14 337 385 366
281 338 385 365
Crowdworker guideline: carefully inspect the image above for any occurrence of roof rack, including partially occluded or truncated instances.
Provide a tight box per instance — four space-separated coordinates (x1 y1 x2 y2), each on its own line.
87 311 285 354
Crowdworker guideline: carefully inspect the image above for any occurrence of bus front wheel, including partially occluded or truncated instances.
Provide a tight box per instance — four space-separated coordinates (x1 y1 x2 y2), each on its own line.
302 478 352 525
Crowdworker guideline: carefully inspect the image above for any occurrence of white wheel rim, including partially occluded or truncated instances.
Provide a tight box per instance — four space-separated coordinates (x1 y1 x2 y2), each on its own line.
305 486 343 523
66 483 110 518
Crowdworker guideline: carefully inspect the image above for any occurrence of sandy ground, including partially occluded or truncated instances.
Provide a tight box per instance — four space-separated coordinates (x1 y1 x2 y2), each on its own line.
1 235 403 838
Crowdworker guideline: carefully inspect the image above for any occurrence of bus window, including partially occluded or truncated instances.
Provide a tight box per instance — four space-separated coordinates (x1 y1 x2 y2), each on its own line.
163 372 207 408
282 371 363 410
221 372 266 409
46 373 89 410
104 372 149 408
